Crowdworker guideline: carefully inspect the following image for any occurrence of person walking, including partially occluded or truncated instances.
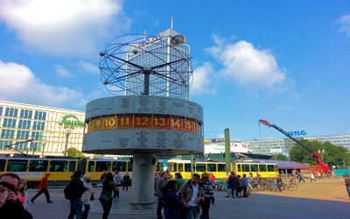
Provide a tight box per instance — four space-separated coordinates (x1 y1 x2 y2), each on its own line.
65 171 86 219
200 173 214 219
82 174 94 219
236 175 242 198
174 173 185 191
31 173 53 204
99 172 115 219
163 180 183 219
179 173 205 219
0 173 33 219
225 172 234 198
241 174 249 198
155 172 169 219
122 173 131 191
113 171 122 199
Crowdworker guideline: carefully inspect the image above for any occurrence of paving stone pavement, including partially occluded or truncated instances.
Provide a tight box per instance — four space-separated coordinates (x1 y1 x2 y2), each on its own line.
26 188 350 219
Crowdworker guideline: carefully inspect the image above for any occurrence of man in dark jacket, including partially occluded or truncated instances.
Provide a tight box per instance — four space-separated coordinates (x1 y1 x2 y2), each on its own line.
65 171 86 219
229 173 240 198
0 173 33 219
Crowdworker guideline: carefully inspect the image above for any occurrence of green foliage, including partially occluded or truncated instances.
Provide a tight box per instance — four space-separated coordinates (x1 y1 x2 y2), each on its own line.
65 147 85 158
270 153 288 161
289 139 350 167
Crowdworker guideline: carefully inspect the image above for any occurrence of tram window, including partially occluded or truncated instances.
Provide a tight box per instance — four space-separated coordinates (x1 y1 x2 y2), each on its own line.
0 159 5 171
251 164 258 172
259 165 267 172
7 160 28 172
113 161 127 172
185 163 191 172
29 160 48 172
177 163 184 172
169 163 177 172
237 164 241 172
49 160 68 172
195 163 206 172
218 164 226 172
242 164 250 172
267 165 275 172
207 164 216 172
96 161 111 172
127 161 133 172
69 161 76 172
88 161 95 172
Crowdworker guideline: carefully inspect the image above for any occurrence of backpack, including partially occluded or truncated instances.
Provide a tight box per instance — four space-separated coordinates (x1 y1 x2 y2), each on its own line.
64 183 74 200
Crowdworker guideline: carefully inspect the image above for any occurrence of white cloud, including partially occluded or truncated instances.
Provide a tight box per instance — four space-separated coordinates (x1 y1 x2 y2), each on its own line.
0 0 129 56
55 65 72 77
0 60 81 106
208 37 286 88
190 63 215 95
338 14 350 37
78 61 100 75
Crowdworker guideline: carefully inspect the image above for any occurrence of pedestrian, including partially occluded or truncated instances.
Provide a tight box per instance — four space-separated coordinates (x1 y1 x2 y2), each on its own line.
225 172 233 198
200 173 214 219
30 173 53 204
65 171 86 219
17 178 27 208
179 173 205 219
236 175 242 197
0 173 33 219
163 180 183 219
113 171 122 199
82 174 94 219
343 174 350 197
229 172 239 198
99 172 115 219
175 173 185 191
155 172 169 219
122 172 131 191
241 174 249 198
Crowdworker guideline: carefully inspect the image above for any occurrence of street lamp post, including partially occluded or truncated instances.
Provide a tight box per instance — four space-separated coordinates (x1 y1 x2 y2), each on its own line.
64 128 72 156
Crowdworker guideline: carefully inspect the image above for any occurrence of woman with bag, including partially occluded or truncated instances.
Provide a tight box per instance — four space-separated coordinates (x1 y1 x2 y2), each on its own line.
82 174 94 219
99 173 115 219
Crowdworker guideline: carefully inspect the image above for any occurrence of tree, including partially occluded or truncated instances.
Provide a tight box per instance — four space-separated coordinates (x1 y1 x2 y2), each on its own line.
289 139 350 167
65 147 85 158
270 153 288 161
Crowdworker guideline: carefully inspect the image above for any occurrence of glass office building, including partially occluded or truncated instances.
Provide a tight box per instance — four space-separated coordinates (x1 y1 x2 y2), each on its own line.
0 100 85 156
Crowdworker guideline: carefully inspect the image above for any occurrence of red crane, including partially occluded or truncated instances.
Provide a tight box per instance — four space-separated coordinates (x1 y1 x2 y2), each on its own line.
259 119 330 174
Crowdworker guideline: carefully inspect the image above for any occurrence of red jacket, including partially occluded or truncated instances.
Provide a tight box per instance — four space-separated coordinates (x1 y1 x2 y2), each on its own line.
37 177 48 189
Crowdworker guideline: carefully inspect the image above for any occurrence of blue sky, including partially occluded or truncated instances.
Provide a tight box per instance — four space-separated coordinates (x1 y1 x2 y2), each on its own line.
0 0 350 140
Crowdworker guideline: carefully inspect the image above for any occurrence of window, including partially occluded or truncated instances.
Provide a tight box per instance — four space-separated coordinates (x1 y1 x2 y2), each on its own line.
127 161 133 172
169 163 177 172
267 165 275 172
251 164 258 172
29 160 48 172
49 160 68 172
69 161 76 172
0 106 3 116
96 161 111 172
88 161 95 172
195 163 206 172
259 165 267 172
237 164 242 172
207 164 216 172
5 108 18 117
185 163 192 172
242 164 250 172
112 161 127 172
0 159 5 171
177 163 184 172
7 160 28 172
218 164 226 172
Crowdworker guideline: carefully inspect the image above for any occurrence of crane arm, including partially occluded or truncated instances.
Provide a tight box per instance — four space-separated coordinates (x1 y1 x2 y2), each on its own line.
259 119 330 174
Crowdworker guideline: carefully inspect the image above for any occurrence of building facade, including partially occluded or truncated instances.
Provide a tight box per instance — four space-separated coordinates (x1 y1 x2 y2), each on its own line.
0 100 85 156
245 134 350 156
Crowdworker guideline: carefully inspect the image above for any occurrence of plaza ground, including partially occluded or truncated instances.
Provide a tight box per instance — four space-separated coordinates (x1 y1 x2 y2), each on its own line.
26 177 350 219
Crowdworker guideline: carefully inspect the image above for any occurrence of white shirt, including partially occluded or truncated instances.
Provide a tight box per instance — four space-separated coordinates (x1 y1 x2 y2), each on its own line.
188 184 199 207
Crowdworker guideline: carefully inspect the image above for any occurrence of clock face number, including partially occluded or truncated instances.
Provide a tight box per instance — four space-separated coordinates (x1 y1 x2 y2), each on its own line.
87 115 200 134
